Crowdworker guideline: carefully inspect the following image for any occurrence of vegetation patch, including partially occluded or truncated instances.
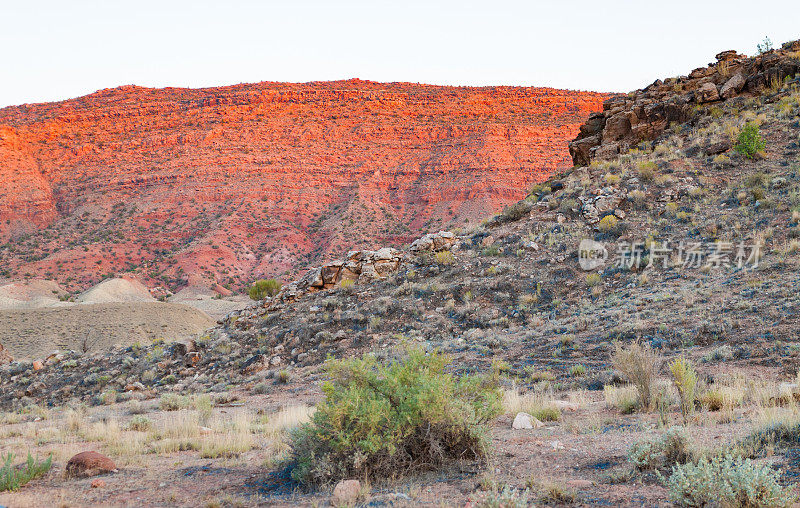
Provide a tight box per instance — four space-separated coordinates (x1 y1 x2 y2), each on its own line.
0 453 52 492
288 347 502 486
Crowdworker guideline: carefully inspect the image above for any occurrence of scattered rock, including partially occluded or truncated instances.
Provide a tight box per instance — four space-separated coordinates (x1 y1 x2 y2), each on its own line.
512 412 544 429
90 478 106 489
332 479 362 506
32 360 44 371
410 231 456 253
695 82 720 103
66 451 117 478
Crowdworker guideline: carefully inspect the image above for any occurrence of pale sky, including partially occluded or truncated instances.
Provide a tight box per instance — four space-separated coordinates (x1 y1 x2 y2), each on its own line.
1 0 798 108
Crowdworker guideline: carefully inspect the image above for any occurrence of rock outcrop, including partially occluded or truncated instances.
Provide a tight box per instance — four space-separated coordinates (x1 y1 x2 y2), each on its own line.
0 80 609 292
569 39 800 166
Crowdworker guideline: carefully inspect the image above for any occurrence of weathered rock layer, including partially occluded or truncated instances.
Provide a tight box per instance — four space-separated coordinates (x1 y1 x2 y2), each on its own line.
0 80 608 291
570 40 800 166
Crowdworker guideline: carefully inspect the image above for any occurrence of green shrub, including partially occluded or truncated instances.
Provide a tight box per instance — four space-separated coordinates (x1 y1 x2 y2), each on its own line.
628 427 692 471
735 123 766 159
637 161 657 182
532 407 561 422
586 273 602 287
128 415 152 431
289 347 502 486
435 250 456 265
569 364 587 377
0 453 52 492
668 454 794 507
248 278 282 300
476 485 530 508
159 393 190 411
669 357 697 424
596 215 624 236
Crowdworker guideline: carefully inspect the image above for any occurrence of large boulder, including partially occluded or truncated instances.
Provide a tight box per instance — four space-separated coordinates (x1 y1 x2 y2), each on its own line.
66 451 117 478
719 73 746 99
409 231 456 253
695 82 720 103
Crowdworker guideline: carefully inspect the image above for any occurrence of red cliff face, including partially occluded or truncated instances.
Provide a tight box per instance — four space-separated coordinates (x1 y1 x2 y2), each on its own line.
0 80 608 291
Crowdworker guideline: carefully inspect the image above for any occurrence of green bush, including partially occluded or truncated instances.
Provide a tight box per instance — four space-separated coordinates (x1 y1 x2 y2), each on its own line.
628 427 693 471
735 123 766 159
669 357 697 424
248 278 282 300
289 347 502 486
597 215 624 236
0 453 52 492
668 454 793 507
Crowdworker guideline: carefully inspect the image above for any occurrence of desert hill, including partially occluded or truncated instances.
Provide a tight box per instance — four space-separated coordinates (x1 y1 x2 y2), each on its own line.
0 80 608 294
2 40 800 507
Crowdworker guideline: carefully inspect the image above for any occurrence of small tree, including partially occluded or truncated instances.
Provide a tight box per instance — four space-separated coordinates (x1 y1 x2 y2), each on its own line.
757 36 773 55
669 357 697 424
248 278 281 300
735 122 766 159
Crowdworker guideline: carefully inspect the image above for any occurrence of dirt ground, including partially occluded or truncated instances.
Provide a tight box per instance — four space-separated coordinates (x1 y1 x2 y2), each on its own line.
0 370 792 508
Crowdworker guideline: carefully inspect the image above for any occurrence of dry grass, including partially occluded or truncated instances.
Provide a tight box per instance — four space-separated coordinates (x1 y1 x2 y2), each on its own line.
612 342 661 411
604 385 639 413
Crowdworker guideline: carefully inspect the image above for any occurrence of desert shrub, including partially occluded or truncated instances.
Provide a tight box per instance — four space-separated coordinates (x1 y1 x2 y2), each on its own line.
289 347 502 486
612 342 661 411
498 200 533 223
128 415 152 431
669 357 697 424
735 123 766 159
480 245 502 257
597 215 622 236
703 344 734 363
637 161 657 182
476 485 530 508
586 273 601 287
532 406 561 422
738 420 800 458
159 394 190 411
435 250 456 265
604 385 639 414
248 278 282 300
0 453 52 492
667 454 793 507
604 173 621 185
628 427 692 471
569 364 587 377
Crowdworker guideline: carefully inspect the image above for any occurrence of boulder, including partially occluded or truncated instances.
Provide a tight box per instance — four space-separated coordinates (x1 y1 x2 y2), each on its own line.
695 82 720 103
719 73 746 99
66 451 118 478
332 479 362 506
603 113 631 141
410 231 455 253
512 412 544 429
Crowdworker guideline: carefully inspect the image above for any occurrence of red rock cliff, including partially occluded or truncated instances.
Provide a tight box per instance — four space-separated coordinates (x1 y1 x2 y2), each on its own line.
0 80 609 291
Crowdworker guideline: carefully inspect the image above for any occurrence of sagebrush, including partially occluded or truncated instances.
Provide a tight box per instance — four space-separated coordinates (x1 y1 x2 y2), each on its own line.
289 347 502 485
668 454 793 507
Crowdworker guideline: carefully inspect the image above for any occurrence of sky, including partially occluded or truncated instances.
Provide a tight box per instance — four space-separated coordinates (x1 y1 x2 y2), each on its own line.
1 0 798 108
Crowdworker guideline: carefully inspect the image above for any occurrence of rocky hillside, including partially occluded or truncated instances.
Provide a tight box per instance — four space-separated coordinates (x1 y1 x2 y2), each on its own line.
0 81 608 293
4 39 800 412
